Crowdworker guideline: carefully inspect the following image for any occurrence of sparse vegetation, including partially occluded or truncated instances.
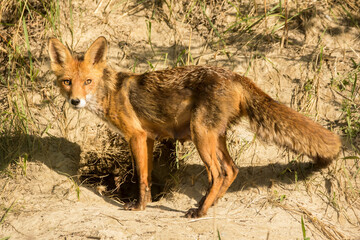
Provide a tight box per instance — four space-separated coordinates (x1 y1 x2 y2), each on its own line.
0 0 359 239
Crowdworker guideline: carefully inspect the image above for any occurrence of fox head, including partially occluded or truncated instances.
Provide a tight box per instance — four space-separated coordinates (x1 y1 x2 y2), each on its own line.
48 37 108 109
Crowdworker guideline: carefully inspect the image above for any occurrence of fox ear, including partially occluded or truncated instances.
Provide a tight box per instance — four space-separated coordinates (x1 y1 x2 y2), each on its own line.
48 38 73 69
84 36 107 65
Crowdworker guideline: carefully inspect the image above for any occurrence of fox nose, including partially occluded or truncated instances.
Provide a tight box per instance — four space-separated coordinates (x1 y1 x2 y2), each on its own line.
70 98 80 106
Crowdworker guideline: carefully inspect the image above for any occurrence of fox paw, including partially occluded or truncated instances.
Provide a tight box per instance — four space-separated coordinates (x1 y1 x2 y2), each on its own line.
123 201 145 211
185 208 205 218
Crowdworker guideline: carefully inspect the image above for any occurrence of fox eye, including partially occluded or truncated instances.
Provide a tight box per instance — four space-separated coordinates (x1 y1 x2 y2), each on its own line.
63 79 71 85
85 79 92 85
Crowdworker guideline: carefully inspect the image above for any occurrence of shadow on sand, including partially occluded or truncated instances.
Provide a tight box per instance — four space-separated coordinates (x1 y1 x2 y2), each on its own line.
0 133 328 214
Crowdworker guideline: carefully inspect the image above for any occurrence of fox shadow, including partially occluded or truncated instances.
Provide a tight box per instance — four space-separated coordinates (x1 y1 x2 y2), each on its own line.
177 160 326 204
0 133 81 176
0 133 331 214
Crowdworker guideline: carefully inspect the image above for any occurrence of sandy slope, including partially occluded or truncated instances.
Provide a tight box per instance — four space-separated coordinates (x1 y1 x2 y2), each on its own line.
1 1 360 239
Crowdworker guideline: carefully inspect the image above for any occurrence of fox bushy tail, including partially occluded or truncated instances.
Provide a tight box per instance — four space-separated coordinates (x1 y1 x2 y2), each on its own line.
242 78 341 166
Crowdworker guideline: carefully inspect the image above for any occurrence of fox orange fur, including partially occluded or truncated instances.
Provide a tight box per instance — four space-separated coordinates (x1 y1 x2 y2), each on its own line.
48 36 341 218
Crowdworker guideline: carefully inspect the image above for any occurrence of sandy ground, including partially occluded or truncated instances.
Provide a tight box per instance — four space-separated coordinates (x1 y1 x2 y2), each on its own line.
2 154 358 240
1 1 360 239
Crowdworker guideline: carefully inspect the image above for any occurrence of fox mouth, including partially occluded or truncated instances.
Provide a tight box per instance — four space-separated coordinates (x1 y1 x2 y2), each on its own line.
71 105 85 109
69 98 87 108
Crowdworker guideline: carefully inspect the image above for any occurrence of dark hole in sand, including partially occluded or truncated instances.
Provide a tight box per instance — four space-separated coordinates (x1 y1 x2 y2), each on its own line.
79 133 177 203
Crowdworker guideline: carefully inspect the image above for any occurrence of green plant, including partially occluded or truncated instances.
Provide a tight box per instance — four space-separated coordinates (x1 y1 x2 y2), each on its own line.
301 215 310 240
0 201 16 225
336 61 360 150
146 19 155 55
17 153 28 176
0 0 54 172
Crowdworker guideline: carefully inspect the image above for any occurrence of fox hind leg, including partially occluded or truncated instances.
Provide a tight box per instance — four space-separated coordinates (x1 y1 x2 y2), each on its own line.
197 134 238 207
215 134 239 200
185 121 224 218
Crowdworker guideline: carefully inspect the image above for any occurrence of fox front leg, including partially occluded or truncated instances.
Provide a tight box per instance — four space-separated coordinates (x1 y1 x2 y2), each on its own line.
124 132 152 211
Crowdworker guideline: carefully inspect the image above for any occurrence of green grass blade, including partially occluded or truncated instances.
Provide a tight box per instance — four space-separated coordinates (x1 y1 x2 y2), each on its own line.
22 16 34 82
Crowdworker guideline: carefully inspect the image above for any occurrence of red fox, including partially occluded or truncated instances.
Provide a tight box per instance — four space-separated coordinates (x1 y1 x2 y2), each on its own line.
48 36 341 218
